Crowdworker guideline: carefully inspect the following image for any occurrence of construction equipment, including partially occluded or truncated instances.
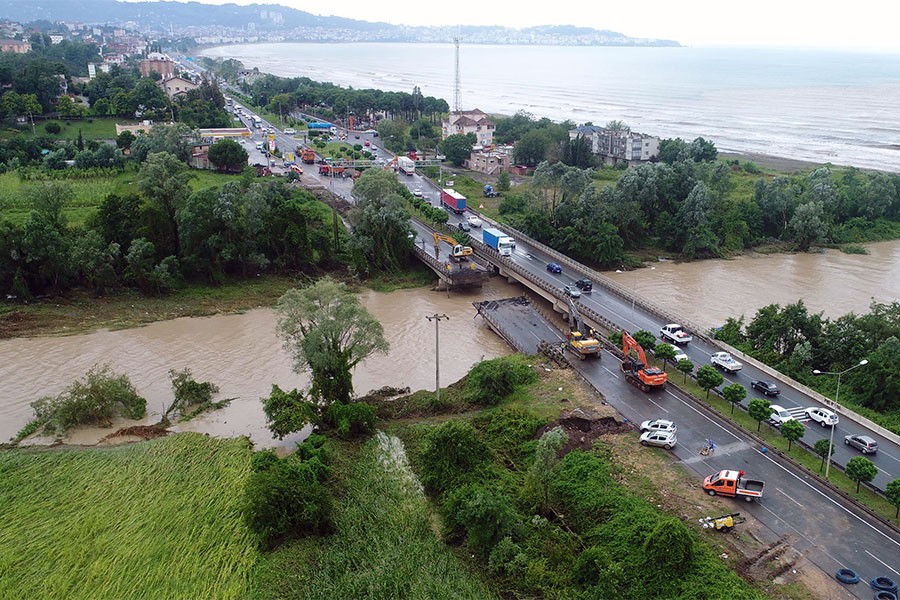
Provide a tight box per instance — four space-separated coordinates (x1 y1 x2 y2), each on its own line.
300 148 316 164
384 156 398 171
620 330 667 391
432 232 473 262
699 512 746 532
565 297 601 360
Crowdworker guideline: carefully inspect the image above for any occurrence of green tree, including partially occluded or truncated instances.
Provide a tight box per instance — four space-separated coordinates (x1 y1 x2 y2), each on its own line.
513 129 551 166
845 456 877 493
464 355 537 406
695 364 724 399
633 330 656 353
70 229 119 296
689 136 718 162
722 383 747 415
116 130 136 151
138 151 193 257
419 420 491 494
654 343 677 371
207 138 249 173
522 426 568 513
441 132 475 167
780 419 805 451
789 201 828 251
497 171 510 192
261 384 314 439
276 277 389 408
852 336 900 412
347 169 414 276
676 358 694 383
813 438 835 473
643 517 694 577
886 479 900 518
748 398 771 432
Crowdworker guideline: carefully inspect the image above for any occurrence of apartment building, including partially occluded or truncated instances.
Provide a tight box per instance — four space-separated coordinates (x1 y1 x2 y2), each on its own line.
569 125 660 166
442 109 495 147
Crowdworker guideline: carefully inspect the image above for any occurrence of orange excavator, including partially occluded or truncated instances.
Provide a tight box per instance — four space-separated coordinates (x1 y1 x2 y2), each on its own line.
621 330 667 392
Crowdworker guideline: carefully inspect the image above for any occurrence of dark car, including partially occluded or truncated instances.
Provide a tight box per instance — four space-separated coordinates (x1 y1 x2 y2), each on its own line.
456 221 471 233
844 434 878 454
574 278 593 293
546 262 562 274
751 380 780 396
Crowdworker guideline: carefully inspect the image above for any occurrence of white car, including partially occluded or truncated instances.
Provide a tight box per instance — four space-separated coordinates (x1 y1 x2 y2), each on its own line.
673 351 689 364
806 406 838 427
284 128 297 135
413 188 423 198
640 430 677 449
639 419 676 434
768 404 796 427
467 215 483 228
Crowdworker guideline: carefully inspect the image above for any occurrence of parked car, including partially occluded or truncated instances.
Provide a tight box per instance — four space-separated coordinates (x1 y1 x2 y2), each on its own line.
640 430 677 449
546 262 562 274
751 380 781 396
673 351 690 364
806 406 839 427
574 278 593 293
467 215 483 228
456 221 471 233
768 404 796 427
563 285 581 298
845 434 878 454
640 419 676 433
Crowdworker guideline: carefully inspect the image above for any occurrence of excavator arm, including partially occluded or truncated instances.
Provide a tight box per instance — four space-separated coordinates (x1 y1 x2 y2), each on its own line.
621 330 667 390
433 232 473 258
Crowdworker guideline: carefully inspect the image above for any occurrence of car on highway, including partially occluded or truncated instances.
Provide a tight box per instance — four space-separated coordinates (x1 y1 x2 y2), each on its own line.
456 221 471 233
413 188 423 197
640 418 676 434
364 140 371 147
751 380 781 396
639 430 677 449
284 128 296 135
574 278 593 293
563 285 581 298
467 215 483 227
806 406 839 427
673 350 690 364
546 262 562 274
768 404 796 427
844 434 878 454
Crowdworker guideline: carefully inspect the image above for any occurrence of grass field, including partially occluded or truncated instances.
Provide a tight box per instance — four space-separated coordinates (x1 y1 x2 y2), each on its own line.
4 118 121 141
0 169 243 226
0 433 257 600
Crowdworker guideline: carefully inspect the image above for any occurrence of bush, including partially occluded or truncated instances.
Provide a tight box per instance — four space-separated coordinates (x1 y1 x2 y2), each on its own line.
27 364 146 437
243 450 332 549
325 401 376 437
418 420 492 494
44 122 62 134
464 354 537 406
163 368 220 422
441 483 517 555
488 536 526 576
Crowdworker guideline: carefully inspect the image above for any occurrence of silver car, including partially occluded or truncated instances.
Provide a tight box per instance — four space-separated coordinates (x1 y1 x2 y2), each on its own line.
844 434 878 454
640 430 677 449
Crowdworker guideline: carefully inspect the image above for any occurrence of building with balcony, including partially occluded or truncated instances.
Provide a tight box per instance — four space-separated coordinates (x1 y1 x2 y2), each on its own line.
442 109 495 147
0 38 31 53
569 125 660 167
465 145 513 175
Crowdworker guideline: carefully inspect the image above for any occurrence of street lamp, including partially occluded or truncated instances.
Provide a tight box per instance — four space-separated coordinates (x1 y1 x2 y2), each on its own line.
812 359 868 479
426 314 449 404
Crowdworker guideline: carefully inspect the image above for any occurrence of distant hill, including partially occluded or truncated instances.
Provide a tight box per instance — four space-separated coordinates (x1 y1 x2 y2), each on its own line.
0 0 680 47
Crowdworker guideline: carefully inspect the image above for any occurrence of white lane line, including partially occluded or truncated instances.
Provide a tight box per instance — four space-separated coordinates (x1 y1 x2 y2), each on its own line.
776 487 803 508
866 550 900 578
756 503 848 567
663 388 742 444
646 396 667 412
758 449 900 553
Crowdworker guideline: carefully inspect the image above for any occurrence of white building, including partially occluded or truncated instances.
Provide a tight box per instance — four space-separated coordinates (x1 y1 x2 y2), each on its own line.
442 109 495 147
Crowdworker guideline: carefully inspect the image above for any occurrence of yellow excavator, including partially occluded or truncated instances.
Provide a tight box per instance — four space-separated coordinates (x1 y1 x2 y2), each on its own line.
433 232 473 262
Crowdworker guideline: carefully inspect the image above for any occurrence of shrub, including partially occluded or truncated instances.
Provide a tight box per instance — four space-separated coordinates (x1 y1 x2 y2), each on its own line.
464 354 537 406
325 401 376 437
163 367 221 422
418 420 492 494
243 451 332 549
44 122 62 134
488 536 525 576
643 516 694 576
27 364 146 437
441 483 517 555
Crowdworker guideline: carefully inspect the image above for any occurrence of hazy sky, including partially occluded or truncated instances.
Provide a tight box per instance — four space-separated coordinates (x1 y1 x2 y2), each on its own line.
171 0 900 51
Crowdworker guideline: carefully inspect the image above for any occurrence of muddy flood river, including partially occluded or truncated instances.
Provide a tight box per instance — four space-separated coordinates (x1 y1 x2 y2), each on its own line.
2 240 897 447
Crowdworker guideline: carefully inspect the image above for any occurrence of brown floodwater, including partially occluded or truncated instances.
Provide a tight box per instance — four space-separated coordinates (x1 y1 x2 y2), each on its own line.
606 240 900 331
0 280 519 448
3 240 897 447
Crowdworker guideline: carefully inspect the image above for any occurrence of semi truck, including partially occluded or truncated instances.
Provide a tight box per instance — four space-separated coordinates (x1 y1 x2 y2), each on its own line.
398 156 415 175
703 470 764 502
307 122 333 130
440 189 467 214
483 184 501 197
482 227 515 257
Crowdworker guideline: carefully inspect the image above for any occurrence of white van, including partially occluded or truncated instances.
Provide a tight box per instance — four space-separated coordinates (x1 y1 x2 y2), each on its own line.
255 142 264 150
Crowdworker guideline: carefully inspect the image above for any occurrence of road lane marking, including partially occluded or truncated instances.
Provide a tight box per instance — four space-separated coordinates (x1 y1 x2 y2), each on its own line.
776 488 803 508
756 503 847 566
866 550 900 577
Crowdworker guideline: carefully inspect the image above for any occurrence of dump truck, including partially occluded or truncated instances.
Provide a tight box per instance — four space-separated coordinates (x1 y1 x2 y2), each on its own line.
482 227 514 257
440 188 467 214
300 148 316 164
398 156 415 175
621 330 667 391
703 470 764 502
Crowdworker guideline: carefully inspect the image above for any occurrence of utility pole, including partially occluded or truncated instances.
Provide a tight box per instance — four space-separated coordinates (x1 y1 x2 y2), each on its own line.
426 314 450 403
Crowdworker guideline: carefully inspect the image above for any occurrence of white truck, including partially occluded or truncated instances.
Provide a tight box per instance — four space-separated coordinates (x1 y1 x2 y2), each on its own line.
397 156 415 176
710 352 742 373
660 323 693 345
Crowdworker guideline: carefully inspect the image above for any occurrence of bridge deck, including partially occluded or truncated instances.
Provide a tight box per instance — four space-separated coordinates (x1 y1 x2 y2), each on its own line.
474 296 565 356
